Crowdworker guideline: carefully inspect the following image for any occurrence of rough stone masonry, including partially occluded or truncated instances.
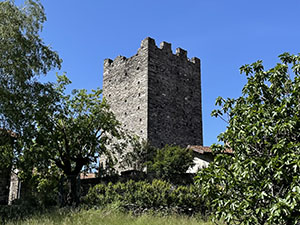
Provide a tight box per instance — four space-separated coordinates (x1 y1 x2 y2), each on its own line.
103 37 203 148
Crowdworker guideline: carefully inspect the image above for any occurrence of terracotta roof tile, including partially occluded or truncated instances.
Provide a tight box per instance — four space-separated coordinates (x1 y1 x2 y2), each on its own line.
80 173 96 179
187 145 233 154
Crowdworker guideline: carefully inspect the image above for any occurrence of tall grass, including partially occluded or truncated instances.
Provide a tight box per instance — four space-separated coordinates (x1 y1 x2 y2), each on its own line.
7 208 214 225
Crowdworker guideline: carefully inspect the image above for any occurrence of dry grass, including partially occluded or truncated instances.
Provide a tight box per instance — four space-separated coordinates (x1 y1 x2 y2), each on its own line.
7 208 214 225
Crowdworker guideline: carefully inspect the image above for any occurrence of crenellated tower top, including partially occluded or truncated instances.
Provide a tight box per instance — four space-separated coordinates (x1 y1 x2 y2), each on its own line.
103 37 203 148
104 37 200 69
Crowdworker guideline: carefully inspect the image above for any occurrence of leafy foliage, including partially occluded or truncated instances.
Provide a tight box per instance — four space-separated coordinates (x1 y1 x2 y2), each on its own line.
0 130 15 170
120 137 155 172
19 164 62 207
0 0 61 168
121 142 195 182
0 204 38 223
147 145 195 181
20 74 124 206
0 0 126 207
83 179 205 215
0 0 61 128
196 53 300 224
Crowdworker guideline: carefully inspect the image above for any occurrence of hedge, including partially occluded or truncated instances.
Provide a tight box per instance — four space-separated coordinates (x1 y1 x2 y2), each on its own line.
82 179 205 215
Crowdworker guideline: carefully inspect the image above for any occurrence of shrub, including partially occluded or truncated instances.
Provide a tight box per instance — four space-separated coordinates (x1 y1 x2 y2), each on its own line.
147 145 195 182
17 164 62 207
82 179 205 215
0 199 41 223
121 142 195 183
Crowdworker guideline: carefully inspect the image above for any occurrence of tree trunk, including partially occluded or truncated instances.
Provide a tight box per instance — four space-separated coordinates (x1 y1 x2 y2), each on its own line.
56 159 86 207
66 174 80 207
58 176 65 207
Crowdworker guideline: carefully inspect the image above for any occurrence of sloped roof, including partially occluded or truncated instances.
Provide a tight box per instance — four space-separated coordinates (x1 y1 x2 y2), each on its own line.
80 173 96 179
187 145 233 154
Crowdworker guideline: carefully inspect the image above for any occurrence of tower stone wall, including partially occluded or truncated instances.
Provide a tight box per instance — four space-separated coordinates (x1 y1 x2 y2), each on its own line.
103 42 149 140
103 37 203 148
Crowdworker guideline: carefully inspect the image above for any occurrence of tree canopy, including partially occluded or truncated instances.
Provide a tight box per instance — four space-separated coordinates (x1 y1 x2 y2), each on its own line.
0 0 61 170
0 1 125 207
19 75 123 206
196 53 300 225
147 145 194 181
0 0 61 133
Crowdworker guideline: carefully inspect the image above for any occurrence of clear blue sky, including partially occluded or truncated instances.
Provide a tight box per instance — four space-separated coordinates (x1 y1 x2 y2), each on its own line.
28 0 300 146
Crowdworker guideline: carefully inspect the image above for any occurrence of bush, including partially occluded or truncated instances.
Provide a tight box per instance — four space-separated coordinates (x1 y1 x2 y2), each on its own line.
0 200 40 223
17 164 62 207
82 179 205 215
147 145 195 182
121 142 195 183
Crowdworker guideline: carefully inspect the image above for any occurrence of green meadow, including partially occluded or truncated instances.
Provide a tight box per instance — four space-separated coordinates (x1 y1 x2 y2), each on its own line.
7 208 214 225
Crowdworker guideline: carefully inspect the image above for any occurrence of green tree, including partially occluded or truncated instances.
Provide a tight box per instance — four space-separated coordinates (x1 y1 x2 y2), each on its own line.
21 75 123 206
147 145 194 181
0 0 61 133
0 129 16 170
0 0 61 166
196 53 300 224
120 137 155 172
121 141 195 182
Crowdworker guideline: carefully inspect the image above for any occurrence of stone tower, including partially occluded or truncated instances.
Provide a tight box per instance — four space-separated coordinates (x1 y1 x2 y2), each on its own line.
103 37 203 148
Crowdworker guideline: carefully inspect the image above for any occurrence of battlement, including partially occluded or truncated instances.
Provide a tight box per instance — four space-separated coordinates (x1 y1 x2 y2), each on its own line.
104 55 127 67
141 37 200 65
160 41 172 52
104 37 200 68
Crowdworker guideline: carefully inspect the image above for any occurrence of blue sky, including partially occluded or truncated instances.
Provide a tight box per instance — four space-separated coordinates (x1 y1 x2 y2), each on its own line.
29 0 300 146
